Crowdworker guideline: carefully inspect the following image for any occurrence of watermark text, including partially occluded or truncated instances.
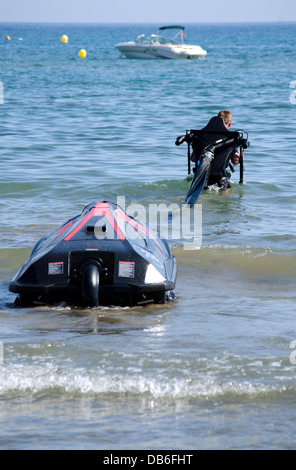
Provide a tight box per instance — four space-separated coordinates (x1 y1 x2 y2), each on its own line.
95 196 202 250
0 81 3 104
289 340 296 364
290 80 296 104
0 341 3 365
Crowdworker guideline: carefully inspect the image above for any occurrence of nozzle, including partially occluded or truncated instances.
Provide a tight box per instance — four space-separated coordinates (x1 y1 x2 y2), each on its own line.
240 138 250 149
175 135 187 146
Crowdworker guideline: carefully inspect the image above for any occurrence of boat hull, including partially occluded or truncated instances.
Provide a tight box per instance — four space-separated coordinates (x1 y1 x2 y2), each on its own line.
115 42 207 59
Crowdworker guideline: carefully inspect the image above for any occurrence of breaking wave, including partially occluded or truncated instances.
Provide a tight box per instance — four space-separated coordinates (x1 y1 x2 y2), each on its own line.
1 361 295 402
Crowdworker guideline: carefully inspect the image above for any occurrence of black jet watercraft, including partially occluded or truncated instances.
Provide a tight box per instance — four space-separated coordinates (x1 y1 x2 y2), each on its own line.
9 201 177 307
175 116 250 206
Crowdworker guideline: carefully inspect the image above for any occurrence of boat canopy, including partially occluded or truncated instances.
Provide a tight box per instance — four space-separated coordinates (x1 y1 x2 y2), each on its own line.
158 25 185 31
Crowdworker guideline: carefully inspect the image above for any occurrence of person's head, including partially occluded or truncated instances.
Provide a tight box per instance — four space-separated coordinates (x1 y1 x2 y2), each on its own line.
218 110 232 129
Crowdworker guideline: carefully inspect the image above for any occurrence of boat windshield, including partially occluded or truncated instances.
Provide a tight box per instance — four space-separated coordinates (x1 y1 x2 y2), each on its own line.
152 34 180 45
135 33 181 45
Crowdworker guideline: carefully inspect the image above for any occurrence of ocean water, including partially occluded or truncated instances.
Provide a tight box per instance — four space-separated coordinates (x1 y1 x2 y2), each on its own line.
0 22 296 450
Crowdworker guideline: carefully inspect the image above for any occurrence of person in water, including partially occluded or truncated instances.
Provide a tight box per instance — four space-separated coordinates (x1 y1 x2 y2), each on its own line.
190 109 242 189
191 110 240 164
217 110 240 165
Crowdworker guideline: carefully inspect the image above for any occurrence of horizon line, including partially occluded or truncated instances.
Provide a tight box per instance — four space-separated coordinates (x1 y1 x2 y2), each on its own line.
1 20 295 25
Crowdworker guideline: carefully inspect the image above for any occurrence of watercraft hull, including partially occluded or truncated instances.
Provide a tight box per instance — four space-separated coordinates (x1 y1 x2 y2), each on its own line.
9 202 177 307
115 42 207 59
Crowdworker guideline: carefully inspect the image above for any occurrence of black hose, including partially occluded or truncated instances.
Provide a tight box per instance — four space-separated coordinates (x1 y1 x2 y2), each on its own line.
81 264 100 307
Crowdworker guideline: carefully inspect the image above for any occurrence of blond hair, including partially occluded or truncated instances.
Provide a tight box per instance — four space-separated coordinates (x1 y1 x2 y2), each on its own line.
218 110 232 125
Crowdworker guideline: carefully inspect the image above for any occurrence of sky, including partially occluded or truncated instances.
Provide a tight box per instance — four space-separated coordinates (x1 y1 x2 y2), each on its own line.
1 0 296 23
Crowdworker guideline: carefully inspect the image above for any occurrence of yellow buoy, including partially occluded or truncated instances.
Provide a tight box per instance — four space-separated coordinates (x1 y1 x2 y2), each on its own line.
6 36 11 41
79 49 87 58
61 35 68 44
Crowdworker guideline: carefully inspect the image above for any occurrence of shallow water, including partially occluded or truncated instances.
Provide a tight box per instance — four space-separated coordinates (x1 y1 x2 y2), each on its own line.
0 22 296 449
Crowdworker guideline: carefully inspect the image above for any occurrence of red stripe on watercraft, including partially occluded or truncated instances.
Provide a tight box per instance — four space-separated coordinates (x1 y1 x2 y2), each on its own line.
64 202 125 242
115 209 166 254
105 209 125 240
93 203 125 240
64 208 95 241
54 221 74 237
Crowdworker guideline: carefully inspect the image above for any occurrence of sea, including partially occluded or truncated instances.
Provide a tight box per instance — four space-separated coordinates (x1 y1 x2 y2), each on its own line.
0 22 295 450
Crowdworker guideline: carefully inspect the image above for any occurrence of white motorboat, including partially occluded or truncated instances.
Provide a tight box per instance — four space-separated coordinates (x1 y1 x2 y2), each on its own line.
115 25 207 60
